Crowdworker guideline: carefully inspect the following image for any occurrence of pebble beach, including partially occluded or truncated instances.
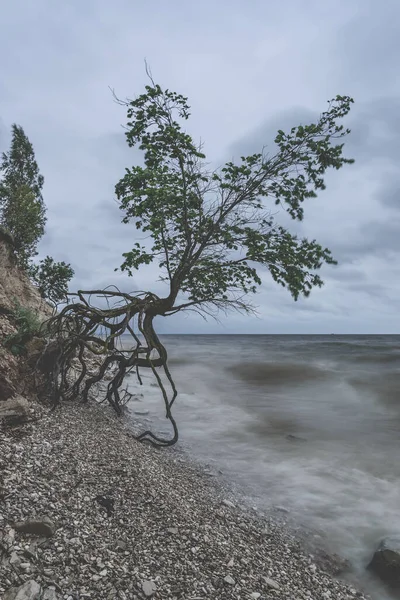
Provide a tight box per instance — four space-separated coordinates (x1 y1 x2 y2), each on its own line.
0 399 371 600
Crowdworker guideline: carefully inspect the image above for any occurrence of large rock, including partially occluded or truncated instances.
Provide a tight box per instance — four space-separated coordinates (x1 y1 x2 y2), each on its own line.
368 536 400 589
0 395 29 419
4 579 41 600
14 517 55 538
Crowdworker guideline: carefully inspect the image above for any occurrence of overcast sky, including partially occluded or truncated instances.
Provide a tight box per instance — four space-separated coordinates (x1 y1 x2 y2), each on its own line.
1 0 400 333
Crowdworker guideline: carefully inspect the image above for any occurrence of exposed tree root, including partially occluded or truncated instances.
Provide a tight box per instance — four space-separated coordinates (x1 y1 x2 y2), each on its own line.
40 288 178 447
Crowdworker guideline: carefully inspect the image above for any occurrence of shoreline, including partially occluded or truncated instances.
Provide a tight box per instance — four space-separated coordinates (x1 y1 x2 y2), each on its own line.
1 398 371 600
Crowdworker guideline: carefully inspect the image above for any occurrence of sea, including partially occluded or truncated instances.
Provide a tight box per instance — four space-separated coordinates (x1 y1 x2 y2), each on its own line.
121 334 400 599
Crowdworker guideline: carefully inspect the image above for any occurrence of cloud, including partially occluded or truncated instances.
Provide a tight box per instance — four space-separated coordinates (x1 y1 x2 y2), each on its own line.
1 0 400 332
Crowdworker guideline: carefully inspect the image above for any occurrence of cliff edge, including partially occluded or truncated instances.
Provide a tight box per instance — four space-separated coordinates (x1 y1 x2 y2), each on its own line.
0 227 52 401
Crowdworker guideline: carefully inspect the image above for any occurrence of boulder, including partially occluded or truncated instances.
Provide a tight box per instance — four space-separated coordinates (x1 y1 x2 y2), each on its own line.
0 395 29 420
368 536 400 589
4 580 41 600
14 517 55 538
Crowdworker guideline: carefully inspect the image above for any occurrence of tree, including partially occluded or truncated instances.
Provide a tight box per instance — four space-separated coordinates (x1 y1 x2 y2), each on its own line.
0 124 74 302
44 75 354 447
28 256 75 306
0 124 46 269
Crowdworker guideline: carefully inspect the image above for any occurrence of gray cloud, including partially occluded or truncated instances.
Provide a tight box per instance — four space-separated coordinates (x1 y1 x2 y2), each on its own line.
1 0 400 332
379 179 400 210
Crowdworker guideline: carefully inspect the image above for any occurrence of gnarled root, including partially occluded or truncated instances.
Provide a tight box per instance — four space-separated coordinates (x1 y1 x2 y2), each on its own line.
39 288 179 446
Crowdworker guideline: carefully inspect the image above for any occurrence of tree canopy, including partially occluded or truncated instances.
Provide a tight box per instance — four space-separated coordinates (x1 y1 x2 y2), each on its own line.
0 124 46 269
115 78 354 317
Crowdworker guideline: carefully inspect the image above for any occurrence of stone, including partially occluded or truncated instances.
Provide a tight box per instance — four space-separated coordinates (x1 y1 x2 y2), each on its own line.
142 580 157 597
42 590 60 600
167 527 178 535
4 579 41 600
368 536 400 589
0 395 29 420
115 539 127 552
9 551 21 566
250 594 261 599
263 576 280 590
14 517 55 538
134 410 149 416
224 575 235 585
274 505 290 514
222 499 235 509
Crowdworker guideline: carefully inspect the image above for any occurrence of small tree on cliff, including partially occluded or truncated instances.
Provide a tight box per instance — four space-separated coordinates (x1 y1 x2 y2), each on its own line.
29 256 75 306
0 124 74 303
45 76 354 446
0 124 46 269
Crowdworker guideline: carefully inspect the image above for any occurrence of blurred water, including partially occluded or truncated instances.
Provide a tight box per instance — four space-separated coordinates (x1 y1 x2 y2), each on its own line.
124 335 400 599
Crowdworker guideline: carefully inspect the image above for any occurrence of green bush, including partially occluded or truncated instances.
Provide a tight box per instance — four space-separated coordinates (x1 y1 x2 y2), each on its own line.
3 301 41 356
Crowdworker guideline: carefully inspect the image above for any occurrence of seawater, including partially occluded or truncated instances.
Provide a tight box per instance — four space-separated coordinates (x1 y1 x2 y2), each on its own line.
123 334 400 599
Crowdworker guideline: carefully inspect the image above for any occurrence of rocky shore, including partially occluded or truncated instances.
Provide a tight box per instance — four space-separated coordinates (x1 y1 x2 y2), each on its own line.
0 397 371 600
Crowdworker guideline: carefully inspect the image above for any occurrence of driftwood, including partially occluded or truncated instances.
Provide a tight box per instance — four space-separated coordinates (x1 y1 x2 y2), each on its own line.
40 288 178 447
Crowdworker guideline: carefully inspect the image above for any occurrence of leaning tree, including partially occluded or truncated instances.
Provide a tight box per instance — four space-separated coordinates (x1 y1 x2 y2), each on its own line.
43 73 354 446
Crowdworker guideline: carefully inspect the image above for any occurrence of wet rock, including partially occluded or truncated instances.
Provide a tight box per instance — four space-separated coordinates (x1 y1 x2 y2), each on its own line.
14 517 55 538
368 536 400 589
142 580 157 597
4 579 41 600
274 505 290 514
0 395 29 420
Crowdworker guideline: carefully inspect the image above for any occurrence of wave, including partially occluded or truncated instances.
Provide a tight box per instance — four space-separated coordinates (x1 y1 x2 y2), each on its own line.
228 362 331 386
352 353 400 365
348 374 400 409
